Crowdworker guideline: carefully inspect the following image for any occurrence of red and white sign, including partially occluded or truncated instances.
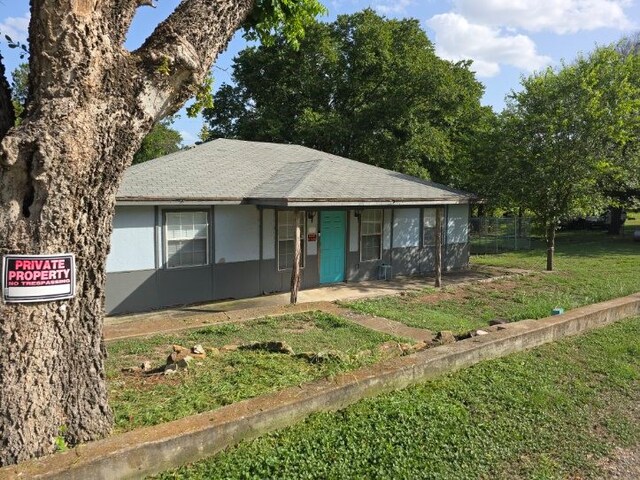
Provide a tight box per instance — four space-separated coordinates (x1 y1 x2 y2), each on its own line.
2 254 76 303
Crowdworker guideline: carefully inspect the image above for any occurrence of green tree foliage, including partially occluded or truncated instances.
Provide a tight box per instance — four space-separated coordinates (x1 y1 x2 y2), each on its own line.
496 41 640 269
203 9 490 185
10 63 28 121
133 118 183 164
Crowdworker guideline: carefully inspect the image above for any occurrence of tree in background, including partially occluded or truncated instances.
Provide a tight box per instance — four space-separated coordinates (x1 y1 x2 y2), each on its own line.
10 63 28 121
0 0 324 465
203 9 490 186
496 41 640 270
133 118 183 164
598 35 640 234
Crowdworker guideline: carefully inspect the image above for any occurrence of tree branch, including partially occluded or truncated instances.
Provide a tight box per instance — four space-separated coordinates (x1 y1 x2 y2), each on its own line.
0 53 15 140
133 0 255 120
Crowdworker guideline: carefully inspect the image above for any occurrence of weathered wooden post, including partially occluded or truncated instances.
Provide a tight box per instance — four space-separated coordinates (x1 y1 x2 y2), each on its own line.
435 206 443 288
290 211 302 304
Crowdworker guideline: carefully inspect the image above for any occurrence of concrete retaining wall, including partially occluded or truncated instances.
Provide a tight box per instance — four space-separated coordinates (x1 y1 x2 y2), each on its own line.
3 293 638 480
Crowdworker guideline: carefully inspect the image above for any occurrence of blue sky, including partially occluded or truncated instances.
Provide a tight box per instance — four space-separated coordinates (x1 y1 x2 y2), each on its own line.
1 0 638 145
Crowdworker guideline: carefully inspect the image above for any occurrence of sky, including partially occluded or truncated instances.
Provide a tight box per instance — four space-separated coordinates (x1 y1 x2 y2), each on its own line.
1 0 638 145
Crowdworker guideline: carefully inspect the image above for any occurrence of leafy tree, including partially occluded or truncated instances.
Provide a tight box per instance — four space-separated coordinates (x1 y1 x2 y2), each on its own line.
203 9 488 185
133 118 183 164
0 0 325 465
598 35 640 233
10 63 28 121
497 42 640 270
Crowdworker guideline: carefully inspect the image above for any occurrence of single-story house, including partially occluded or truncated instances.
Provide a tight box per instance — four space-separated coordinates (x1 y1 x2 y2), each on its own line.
106 139 475 315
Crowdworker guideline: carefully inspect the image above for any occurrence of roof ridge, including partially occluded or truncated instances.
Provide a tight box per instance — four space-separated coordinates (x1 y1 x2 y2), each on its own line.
286 158 323 197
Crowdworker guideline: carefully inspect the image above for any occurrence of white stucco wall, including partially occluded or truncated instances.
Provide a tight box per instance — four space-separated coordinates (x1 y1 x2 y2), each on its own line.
447 204 469 244
215 205 260 263
392 208 420 248
107 206 156 273
262 209 276 260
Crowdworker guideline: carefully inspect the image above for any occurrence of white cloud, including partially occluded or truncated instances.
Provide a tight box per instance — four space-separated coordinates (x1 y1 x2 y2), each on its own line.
0 14 30 43
374 0 413 15
427 13 552 77
453 0 634 34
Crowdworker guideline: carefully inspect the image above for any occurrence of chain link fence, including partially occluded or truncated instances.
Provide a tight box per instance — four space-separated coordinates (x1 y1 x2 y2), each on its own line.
469 217 532 254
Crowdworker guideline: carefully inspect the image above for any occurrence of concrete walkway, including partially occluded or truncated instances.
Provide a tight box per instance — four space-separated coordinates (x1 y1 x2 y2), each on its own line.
104 267 528 342
323 304 435 342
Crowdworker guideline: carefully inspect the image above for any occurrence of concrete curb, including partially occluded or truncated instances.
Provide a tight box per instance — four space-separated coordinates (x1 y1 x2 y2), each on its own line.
3 293 639 480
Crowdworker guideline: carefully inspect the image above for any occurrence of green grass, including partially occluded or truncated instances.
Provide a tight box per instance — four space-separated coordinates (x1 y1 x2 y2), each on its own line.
346 230 639 334
153 316 640 480
107 312 405 432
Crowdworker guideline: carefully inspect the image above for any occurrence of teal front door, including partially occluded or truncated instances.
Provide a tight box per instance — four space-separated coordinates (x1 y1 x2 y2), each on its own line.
320 211 346 284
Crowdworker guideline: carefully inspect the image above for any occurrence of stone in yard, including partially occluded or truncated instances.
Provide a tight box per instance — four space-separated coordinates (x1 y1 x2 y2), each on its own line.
489 319 507 326
475 329 489 336
190 344 207 359
164 363 178 375
176 356 193 370
435 331 456 345
140 361 152 371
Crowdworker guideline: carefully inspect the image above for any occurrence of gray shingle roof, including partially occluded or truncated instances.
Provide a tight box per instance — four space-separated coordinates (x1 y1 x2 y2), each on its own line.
117 139 474 206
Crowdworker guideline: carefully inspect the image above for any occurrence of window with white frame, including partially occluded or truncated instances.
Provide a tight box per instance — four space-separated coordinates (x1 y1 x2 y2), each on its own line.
278 211 305 270
360 209 382 261
423 208 437 246
165 211 209 268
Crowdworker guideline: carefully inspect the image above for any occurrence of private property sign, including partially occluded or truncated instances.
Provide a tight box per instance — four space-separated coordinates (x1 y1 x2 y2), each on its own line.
2 254 76 303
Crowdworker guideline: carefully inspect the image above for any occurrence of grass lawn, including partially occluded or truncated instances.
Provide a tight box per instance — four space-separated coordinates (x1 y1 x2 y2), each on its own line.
153 315 640 479
345 229 639 334
107 312 406 432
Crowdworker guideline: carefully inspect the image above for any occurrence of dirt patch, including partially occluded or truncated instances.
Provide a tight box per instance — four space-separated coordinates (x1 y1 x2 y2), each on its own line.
597 445 640 479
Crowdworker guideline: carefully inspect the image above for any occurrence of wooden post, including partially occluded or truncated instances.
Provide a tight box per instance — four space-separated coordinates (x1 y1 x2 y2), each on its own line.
435 206 443 288
290 211 302 304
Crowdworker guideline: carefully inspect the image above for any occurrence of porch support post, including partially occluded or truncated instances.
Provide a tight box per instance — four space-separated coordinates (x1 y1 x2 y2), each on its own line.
435 206 443 288
290 210 302 304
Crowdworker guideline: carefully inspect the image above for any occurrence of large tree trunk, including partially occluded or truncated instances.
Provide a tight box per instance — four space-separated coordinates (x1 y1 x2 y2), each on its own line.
0 0 255 465
545 222 556 271
608 206 623 235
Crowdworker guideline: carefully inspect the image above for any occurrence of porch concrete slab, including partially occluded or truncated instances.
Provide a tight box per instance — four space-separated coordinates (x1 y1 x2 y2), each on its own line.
5 293 638 480
104 266 524 342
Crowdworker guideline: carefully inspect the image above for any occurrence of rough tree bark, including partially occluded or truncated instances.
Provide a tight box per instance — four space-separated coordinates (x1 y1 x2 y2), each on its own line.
545 222 556 271
290 211 302 304
0 0 254 465
434 206 443 287
608 206 623 235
